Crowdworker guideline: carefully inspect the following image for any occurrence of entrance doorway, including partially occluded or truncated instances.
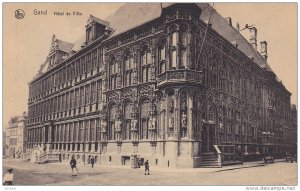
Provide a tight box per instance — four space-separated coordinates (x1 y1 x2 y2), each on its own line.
202 124 214 152
122 156 131 166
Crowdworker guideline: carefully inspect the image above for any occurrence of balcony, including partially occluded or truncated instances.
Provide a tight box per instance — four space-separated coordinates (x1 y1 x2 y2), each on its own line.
157 70 203 86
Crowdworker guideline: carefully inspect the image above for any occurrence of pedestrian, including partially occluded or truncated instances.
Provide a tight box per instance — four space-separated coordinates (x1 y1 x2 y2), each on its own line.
70 155 77 176
144 160 150 175
59 152 62 163
91 156 95 168
3 168 14 185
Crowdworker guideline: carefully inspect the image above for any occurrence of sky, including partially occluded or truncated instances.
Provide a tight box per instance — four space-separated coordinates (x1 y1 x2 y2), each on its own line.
3 3 297 128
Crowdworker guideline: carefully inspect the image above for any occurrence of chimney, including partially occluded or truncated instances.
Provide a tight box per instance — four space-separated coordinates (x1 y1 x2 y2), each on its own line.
236 22 240 32
260 41 268 61
225 17 232 26
249 27 257 50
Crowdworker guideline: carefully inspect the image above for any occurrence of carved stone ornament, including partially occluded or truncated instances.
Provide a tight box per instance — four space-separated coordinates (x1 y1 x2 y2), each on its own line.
138 85 152 97
122 88 133 99
168 113 174 128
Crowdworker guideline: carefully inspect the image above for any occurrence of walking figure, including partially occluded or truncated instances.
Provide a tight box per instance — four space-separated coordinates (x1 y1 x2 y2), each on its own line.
3 168 14 185
70 155 77 176
144 160 150 175
91 156 95 168
59 152 62 163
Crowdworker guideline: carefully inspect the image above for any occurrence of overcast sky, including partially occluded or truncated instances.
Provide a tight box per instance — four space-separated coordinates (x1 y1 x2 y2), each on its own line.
3 3 297 128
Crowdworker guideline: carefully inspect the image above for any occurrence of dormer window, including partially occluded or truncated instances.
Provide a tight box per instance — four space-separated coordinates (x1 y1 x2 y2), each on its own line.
85 15 112 44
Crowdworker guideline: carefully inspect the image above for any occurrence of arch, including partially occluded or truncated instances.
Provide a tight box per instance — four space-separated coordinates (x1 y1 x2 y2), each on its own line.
167 24 179 34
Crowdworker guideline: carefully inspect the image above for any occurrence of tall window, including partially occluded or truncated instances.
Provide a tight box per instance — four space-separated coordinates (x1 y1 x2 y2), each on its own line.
228 68 234 94
110 58 117 90
85 85 91 107
91 82 96 104
124 52 134 86
140 99 150 139
141 48 151 83
170 30 177 69
80 87 84 107
91 120 96 142
109 104 117 140
158 42 166 74
179 27 188 69
124 101 132 140
97 80 102 102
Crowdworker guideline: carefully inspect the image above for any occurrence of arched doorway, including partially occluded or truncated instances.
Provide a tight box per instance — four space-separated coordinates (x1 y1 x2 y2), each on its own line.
201 103 216 153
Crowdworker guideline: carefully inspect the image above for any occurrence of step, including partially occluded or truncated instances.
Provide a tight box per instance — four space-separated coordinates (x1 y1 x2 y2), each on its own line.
222 160 243 166
203 158 217 161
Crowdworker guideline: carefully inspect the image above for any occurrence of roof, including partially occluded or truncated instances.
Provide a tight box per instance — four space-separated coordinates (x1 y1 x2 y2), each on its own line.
55 39 74 53
87 15 110 27
102 3 270 71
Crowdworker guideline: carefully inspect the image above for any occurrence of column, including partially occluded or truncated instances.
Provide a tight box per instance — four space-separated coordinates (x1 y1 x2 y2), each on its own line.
173 90 179 139
188 93 193 139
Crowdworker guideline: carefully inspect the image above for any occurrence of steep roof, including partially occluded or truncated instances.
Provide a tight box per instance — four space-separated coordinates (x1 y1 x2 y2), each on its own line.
55 39 74 53
102 3 270 71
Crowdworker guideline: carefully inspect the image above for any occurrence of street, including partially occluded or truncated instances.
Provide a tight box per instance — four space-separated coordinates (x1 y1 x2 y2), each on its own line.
2 159 297 186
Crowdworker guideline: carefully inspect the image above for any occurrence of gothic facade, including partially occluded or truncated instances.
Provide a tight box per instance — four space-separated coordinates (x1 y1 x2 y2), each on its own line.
26 3 297 167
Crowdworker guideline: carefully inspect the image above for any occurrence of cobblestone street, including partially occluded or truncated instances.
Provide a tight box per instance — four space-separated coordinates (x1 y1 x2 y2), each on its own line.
3 159 297 186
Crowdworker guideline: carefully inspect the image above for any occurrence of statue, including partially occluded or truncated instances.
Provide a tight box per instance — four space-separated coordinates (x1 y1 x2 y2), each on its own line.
182 112 187 127
169 114 174 128
131 119 138 130
100 120 107 132
115 120 122 132
150 115 156 130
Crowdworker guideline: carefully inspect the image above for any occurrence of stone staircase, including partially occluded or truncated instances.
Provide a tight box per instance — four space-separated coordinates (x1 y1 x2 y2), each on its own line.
201 152 222 168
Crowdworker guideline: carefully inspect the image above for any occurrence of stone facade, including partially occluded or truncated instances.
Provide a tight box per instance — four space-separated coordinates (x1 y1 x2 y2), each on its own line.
26 3 297 167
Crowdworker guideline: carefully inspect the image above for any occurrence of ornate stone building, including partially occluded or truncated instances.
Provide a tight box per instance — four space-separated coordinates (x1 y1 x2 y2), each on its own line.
26 3 297 167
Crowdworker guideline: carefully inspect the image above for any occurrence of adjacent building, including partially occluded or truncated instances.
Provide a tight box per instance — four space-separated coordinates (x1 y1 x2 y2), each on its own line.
7 113 27 158
26 3 297 167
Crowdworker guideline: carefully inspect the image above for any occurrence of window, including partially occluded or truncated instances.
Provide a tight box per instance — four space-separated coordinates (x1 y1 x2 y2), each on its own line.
158 43 166 74
141 48 151 83
80 87 84 106
109 104 117 140
110 58 117 90
124 102 132 140
140 99 150 139
179 29 188 69
97 80 102 102
124 52 134 86
170 31 177 69
91 82 96 104
85 85 90 105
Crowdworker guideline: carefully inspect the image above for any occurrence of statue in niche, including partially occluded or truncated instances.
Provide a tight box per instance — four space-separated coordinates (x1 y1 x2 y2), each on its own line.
131 118 138 130
169 99 174 112
159 100 165 113
181 111 187 128
132 69 137 84
149 115 156 130
100 119 107 132
115 120 122 132
169 113 174 128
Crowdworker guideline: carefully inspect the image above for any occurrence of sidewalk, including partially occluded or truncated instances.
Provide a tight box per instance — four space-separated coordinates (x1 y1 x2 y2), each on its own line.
4 158 287 174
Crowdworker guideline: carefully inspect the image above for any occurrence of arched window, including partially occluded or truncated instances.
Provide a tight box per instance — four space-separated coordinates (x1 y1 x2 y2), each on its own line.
124 52 134 86
124 101 132 140
141 47 151 83
140 98 150 139
180 27 188 69
110 58 117 90
170 30 178 69
109 104 117 140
